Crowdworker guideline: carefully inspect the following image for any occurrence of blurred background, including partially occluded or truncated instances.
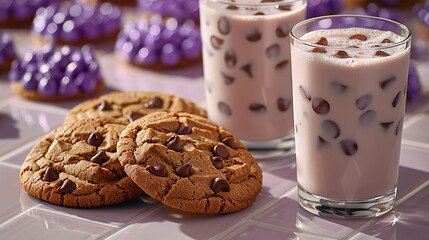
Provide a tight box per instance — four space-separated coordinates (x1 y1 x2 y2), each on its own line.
0 0 428 111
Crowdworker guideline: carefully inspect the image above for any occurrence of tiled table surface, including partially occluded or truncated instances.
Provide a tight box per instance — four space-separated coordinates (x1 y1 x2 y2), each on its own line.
1 13 429 240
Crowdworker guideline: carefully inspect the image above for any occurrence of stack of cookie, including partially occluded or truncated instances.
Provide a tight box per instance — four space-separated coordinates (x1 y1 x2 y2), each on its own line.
20 91 263 214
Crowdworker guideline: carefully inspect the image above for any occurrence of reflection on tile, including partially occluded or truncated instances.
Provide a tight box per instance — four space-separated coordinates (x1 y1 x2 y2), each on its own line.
253 166 429 239
106 193 275 240
402 115 429 147
36 193 160 227
258 154 297 197
361 186 429 240
0 104 64 156
0 139 38 167
396 166 429 199
221 221 327 240
0 207 114 240
399 145 429 173
0 165 39 225
252 190 367 239
0 111 19 139
398 183 429 214
261 165 297 197
258 154 296 172
361 211 429 240
349 232 381 240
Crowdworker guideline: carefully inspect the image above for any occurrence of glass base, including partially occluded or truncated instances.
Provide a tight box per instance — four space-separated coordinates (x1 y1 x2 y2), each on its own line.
298 185 396 219
241 135 295 160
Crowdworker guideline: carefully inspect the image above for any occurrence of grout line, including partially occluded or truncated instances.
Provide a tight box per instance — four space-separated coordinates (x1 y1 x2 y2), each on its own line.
401 139 429 150
210 187 298 240
0 204 42 229
403 114 428 129
401 143 429 153
0 138 42 163
100 204 163 240
0 161 22 170
341 180 429 240
247 219 337 240
8 99 69 116
34 207 119 229
394 180 429 206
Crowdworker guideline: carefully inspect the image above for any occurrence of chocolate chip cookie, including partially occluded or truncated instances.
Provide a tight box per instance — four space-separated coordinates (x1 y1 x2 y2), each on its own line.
65 91 206 123
117 111 263 214
20 117 143 207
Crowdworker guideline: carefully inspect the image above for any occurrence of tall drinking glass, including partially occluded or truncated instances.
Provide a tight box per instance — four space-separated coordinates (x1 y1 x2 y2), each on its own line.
290 15 411 218
199 0 307 157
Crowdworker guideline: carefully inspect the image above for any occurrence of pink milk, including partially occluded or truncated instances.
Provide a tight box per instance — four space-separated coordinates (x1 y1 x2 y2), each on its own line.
200 0 306 142
291 28 410 200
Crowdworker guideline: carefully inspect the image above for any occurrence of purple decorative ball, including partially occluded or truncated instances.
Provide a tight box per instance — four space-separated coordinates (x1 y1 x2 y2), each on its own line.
59 76 79 96
9 44 103 98
116 16 202 68
160 43 180 66
38 76 58 96
138 0 199 21
32 2 122 44
0 0 56 26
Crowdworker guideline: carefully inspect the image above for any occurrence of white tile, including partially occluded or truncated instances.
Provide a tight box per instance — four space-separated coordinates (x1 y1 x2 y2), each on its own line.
252 190 368 239
107 193 275 240
222 222 314 240
402 115 429 148
261 165 297 197
360 210 429 240
0 139 38 167
399 145 429 173
0 165 39 225
37 193 160 227
396 166 429 199
220 221 329 240
0 207 114 240
0 103 64 156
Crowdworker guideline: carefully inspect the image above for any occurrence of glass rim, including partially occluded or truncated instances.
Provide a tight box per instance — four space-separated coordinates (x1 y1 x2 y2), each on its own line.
203 0 306 7
289 14 412 51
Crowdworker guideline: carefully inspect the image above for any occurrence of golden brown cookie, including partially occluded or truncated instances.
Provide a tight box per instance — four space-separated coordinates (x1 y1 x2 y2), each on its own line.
20 117 143 207
117 112 263 214
65 91 207 123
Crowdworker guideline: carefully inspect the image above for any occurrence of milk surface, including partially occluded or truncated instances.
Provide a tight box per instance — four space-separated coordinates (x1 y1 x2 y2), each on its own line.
200 0 306 141
292 28 410 200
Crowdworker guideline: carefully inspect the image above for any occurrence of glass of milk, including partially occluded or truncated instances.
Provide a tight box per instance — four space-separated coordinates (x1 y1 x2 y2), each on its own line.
199 0 307 159
290 15 411 218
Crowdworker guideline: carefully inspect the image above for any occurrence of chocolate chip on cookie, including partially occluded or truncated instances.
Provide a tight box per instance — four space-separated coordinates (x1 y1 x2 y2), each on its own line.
98 100 112 111
117 112 263 214
211 156 224 169
176 125 192 135
211 177 230 193
42 167 59 181
144 96 163 108
146 164 167 177
20 117 143 207
87 132 102 146
175 163 192 178
58 180 76 194
90 150 109 165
